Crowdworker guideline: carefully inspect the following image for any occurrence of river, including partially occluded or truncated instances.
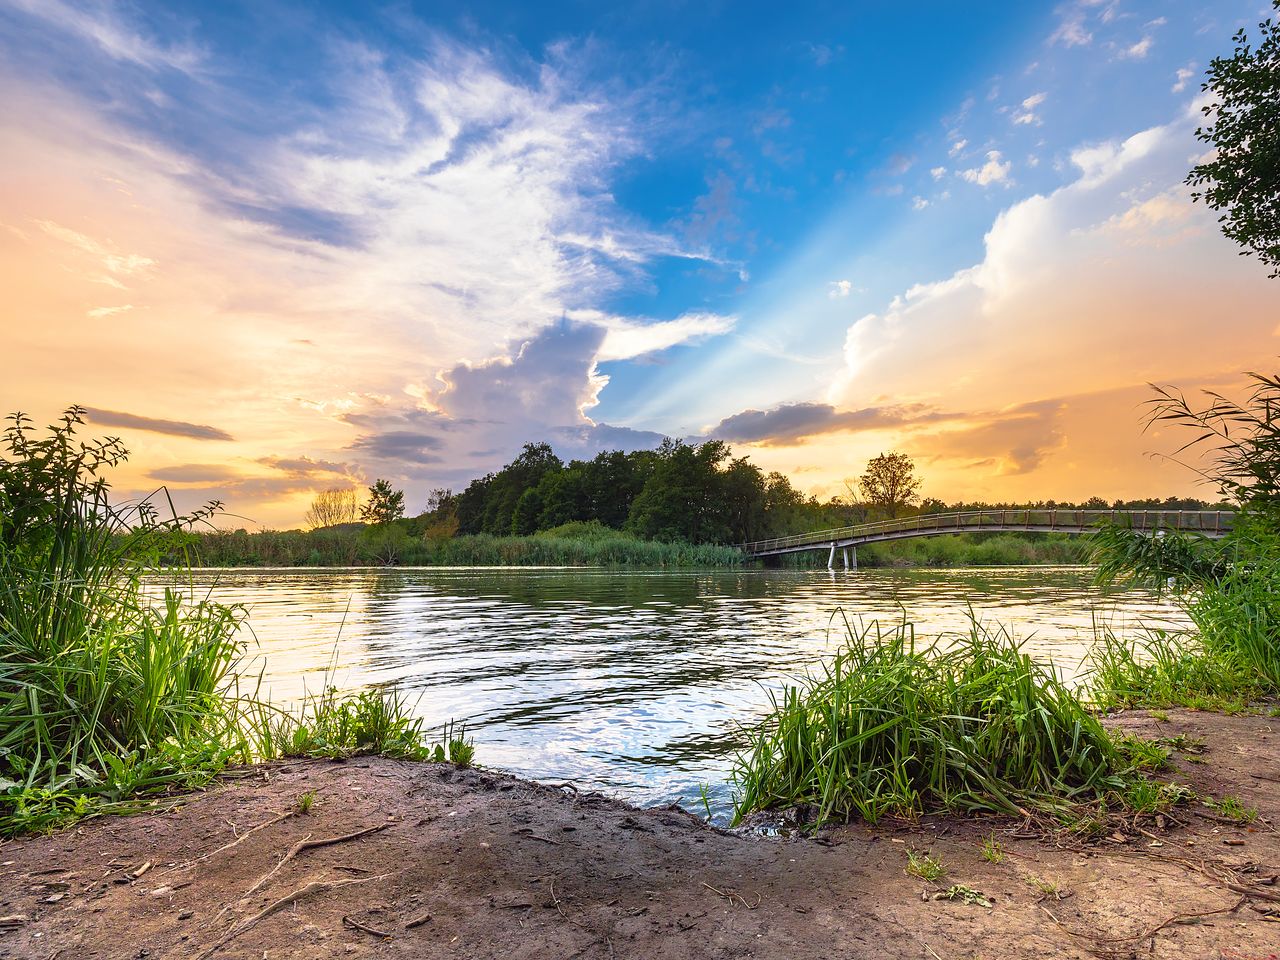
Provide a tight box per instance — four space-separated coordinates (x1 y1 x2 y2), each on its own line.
184 565 1189 817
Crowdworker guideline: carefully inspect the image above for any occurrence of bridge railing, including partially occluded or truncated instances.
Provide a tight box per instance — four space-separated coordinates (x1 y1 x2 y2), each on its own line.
739 509 1235 556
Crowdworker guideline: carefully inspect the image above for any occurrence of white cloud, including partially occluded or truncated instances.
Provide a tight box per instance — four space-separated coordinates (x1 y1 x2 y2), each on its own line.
87 304 133 318
1119 36 1154 59
0 19 742 519
828 279 853 299
959 150 1012 186
912 196 929 211
586 311 737 361
1012 92 1047 126
949 139 968 157
930 166 947 180
1048 12 1092 47
829 107 1277 485
2 0 204 71
1172 65 1196 93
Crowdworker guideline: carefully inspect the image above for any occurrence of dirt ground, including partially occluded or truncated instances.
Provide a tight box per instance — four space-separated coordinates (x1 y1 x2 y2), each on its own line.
2 709 1279 960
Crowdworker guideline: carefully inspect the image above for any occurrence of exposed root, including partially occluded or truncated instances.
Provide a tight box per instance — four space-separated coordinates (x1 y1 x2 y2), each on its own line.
241 821 391 900
191 873 390 960
162 810 295 876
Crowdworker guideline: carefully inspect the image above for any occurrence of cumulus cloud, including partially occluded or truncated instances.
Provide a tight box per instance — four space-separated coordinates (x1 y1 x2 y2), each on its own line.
906 400 1066 475
959 150 1011 186
828 280 853 299
83 407 234 441
1172 65 1196 93
341 321 667 487
0 11 744 523
829 106 1278 495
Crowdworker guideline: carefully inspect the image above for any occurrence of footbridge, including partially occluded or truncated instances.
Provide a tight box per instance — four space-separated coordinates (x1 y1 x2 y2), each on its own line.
740 509 1234 569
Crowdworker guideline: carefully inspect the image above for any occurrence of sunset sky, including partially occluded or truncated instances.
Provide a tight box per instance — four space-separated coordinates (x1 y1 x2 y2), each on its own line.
2 0 1277 528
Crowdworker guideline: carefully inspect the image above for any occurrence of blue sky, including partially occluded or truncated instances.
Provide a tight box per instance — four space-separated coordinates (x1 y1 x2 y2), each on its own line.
2 0 1277 523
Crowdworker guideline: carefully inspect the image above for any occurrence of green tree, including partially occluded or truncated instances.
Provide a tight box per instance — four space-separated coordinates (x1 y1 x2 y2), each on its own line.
626 439 733 542
360 479 405 525
511 487 544 535
1187 2 1280 277
858 452 922 518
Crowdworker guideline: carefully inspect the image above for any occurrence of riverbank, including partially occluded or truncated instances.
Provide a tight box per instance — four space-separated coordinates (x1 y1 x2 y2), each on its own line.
180 524 1087 569
3 708 1277 959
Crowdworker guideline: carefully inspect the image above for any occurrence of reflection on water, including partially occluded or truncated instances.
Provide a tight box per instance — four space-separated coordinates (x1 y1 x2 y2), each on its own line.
171 566 1189 814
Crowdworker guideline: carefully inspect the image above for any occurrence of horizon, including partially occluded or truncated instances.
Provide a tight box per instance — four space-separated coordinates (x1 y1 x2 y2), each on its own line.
3 1 1277 529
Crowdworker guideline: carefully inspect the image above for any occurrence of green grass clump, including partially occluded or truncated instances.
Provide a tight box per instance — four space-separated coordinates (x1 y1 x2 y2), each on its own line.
731 619 1128 827
1088 627 1265 713
1204 795 1258 823
905 848 944 881
0 409 474 837
1110 733 1171 771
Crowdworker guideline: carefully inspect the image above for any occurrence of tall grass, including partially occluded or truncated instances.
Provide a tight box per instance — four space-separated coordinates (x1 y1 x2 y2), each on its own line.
1087 628 1263 713
780 533 1087 568
0 409 470 836
732 619 1127 827
184 523 744 568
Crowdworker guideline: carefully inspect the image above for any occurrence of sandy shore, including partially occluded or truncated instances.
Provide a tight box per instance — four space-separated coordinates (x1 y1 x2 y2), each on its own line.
2 708 1278 960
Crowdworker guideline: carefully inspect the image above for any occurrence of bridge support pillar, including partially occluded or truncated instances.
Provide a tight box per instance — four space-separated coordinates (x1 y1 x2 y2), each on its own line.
842 547 850 570
827 543 836 571
850 545 857 570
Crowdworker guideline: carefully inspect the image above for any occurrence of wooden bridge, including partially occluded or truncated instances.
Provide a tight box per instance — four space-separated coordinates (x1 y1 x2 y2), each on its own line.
740 509 1235 568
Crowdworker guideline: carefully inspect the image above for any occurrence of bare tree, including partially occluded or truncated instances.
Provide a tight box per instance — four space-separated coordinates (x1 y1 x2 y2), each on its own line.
858 452 922 519
303 487 361 529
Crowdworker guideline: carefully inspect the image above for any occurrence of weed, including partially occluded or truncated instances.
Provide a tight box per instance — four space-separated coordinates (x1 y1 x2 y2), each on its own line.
933 884 992 908
1204 795 1258 823
980 834 1003 864
1025 875 1061 899
1122 779 1194 814
1111 733 1170 771
296 791 316 815
905 849 945 882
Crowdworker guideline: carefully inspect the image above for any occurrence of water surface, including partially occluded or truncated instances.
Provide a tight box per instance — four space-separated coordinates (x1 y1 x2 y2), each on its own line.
183 566 1189 814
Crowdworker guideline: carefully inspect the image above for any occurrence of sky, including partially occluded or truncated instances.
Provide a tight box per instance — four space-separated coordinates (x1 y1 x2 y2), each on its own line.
1 0 1277 528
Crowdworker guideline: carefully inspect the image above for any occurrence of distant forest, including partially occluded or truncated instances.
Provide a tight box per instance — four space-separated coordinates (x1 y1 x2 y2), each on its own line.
187 439 1229 568
436 439 1225 544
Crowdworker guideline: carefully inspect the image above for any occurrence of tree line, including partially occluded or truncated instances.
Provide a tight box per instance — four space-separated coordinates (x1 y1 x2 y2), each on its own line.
313 442 1227 549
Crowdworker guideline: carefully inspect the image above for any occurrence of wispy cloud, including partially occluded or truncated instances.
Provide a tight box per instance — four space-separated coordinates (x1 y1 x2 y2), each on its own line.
1 0 204 71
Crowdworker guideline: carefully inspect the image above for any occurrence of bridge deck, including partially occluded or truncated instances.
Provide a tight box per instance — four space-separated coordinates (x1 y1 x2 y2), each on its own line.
740 509 1234 558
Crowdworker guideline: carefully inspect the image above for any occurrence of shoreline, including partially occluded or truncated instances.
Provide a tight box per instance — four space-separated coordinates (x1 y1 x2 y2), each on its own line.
3 708 1278 959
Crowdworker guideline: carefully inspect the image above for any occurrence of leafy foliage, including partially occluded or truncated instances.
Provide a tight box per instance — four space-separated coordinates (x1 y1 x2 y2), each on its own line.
858 451 922 518
361 478 406 525
1187 2 1280 278
1091 368 1280 703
